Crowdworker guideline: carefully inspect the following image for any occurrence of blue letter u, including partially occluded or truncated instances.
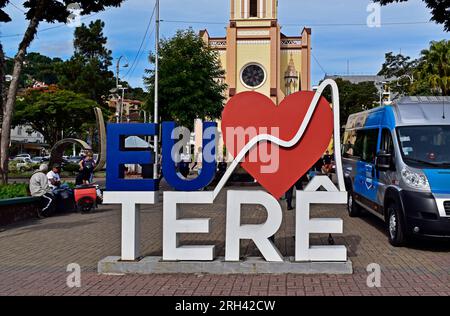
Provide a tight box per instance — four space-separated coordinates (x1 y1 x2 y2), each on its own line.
162 122 217 191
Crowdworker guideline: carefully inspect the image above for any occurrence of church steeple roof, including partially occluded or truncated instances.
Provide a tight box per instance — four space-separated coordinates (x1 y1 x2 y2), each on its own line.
285 53 299 79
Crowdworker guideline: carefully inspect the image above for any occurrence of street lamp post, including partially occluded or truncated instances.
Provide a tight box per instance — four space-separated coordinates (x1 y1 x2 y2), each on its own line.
378 81 387 107
398 74 414 84
118 85 128 123
115 56 129 123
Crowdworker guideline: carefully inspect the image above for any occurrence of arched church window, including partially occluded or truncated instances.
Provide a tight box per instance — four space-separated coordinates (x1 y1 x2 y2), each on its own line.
249 0 258 17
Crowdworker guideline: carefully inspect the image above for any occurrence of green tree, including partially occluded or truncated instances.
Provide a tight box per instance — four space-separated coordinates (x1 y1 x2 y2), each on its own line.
0 1 10 23
378 52 417 95
144 29 227 129
0 0 125 184
374 0 450 31
323 79 379 127
13 89 98 147
73 19 111 60
125 86 147 102
59 20 115 107
5 52 63 87
414 40 450 95
22 52 63 86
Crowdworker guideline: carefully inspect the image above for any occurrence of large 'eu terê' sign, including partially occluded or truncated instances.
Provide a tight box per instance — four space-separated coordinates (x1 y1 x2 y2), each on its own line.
104 79 348 263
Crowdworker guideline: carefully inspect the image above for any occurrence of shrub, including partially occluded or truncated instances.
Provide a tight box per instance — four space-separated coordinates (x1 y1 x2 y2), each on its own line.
8 161 20 173
0 183 29 200
63 163 81 174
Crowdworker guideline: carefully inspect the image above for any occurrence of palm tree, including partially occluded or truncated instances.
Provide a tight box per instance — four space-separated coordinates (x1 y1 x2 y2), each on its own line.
416 40 450 95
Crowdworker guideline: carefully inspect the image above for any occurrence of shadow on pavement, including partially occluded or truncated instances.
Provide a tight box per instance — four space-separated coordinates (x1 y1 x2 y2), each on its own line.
358 210 450 252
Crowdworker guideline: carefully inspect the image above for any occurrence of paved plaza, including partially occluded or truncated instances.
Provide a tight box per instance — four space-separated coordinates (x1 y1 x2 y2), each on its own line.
0 186 449 296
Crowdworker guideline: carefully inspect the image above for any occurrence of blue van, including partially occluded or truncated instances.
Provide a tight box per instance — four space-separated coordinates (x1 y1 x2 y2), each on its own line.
342 96 450 246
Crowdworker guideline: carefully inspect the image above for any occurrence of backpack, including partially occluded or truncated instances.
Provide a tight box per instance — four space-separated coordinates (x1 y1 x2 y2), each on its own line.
83 159 95 170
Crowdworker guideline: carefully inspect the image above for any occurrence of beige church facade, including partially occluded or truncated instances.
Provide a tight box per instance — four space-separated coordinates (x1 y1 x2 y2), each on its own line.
194 0 312 161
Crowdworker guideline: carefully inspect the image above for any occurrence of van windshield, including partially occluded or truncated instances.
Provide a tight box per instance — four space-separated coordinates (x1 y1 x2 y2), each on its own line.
397 125 450 169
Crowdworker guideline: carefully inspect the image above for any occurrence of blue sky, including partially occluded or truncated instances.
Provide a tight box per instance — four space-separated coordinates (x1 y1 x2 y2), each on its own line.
0 0 448 89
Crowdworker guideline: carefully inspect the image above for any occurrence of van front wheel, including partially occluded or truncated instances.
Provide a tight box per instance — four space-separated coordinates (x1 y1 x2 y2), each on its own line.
347 191 360 217
387 202 406 247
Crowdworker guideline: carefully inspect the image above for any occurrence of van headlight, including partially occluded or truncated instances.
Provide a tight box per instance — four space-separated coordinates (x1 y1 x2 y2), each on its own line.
401 167 430 191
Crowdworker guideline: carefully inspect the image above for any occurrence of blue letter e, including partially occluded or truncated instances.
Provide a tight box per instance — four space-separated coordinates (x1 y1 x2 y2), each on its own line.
106 123 158 191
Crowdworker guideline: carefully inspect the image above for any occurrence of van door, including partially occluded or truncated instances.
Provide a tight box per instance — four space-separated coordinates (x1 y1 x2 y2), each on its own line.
353 129 380 206
375 128 396 213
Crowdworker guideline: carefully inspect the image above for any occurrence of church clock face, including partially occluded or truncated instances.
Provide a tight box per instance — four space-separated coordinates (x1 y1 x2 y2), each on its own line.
241 63 266 89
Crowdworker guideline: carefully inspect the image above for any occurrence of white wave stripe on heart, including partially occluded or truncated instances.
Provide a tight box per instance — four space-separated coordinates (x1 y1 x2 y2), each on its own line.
212 79 346 201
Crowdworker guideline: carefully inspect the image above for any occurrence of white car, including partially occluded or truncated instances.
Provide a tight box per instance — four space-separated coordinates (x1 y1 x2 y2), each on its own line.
13 157 32 171
14 154 32 160
31 157 45 164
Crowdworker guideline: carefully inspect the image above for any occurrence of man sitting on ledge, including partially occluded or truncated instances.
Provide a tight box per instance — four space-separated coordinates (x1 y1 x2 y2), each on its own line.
29 164 55 218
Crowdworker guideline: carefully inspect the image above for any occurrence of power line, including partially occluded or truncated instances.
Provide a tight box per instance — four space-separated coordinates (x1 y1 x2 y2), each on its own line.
0 18 434 39
285 21 431 27
9 1 26 13
0 11 102 38
162 19 226 25
161 19 432 27
125 24 156 81
123 2 157 79
312 52 327 75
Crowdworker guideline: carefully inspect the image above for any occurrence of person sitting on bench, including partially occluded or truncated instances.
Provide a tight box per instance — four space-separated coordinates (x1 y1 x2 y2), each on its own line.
29 164 55 218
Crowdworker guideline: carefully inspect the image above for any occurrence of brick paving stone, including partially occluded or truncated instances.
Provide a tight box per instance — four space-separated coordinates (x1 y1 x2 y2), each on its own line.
0 185 449 296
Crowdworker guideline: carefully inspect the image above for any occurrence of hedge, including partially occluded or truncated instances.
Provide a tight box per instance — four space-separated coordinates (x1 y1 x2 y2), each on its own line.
0 183 29 200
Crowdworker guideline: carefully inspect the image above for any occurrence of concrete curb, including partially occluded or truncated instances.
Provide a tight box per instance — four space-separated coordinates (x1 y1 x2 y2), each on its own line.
98 256 353 275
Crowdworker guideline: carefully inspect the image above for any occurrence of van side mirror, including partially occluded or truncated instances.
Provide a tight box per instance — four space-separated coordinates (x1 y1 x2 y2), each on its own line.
376 150 394 171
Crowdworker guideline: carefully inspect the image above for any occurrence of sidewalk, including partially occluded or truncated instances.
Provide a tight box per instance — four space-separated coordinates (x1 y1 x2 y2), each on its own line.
0 186 449 296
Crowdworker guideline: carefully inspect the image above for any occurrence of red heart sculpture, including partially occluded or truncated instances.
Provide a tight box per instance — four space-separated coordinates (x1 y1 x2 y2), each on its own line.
221 91 334 199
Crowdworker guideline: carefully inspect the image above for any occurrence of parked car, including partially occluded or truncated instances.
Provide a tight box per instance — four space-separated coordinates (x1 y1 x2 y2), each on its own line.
31 156 45 164
13 157 33 171
342 96 450 246
14 154 32 160
67 156 82 164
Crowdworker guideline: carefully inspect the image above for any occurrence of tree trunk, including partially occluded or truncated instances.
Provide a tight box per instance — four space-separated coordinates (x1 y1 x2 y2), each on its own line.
0 43 5 184
0 43 5 113
0 15 41 184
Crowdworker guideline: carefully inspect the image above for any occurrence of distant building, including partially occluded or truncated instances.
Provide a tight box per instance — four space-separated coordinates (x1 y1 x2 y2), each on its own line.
10 125 47 157
107 96 144 122
325 74 398 106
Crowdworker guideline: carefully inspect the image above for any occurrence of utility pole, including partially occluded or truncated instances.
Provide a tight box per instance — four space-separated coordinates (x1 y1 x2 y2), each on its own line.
153 0 160 180
116 57 121 89
119 86 128 123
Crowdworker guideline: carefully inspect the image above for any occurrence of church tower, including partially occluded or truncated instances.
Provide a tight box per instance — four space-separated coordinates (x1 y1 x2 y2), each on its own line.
203 0 311 104
231 0 278 20
201 0 311 103
198 0 312 157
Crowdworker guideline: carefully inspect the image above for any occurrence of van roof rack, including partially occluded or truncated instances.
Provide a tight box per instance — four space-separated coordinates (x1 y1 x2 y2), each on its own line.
397 96 450 104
